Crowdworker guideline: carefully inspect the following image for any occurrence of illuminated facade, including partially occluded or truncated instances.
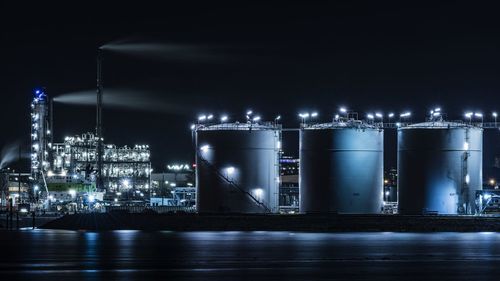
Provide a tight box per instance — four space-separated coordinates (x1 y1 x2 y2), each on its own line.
30 88 53 182
279 156 299 212
50 132 152 193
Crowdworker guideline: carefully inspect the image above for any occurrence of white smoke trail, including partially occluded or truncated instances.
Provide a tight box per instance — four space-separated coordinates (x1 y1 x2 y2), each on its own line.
53 88 195 115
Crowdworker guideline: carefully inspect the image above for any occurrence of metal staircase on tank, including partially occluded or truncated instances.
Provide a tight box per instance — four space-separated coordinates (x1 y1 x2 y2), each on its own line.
460 128 471 214
198 156 271 213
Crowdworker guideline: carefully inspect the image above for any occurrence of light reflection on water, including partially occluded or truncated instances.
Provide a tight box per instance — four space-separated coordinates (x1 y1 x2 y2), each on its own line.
1 230 500 280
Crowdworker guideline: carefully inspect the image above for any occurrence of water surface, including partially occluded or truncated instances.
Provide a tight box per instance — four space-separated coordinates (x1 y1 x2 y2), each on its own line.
1 230 499 280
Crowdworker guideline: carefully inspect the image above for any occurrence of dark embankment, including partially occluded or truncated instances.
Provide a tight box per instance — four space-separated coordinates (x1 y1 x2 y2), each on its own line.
40 212 500 232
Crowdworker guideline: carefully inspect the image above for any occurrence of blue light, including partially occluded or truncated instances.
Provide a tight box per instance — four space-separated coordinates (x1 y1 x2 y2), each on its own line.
33 87 46 100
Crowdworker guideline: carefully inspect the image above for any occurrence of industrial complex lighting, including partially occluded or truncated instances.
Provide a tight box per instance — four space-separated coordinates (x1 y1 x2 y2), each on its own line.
247 110 253 115
311 112 318 117
254 188 263 198
334 114 340 120
275 115 281 120
474 112 483 118
375 113 383 118
493 112 498 118
388 113 394 118
367 114 374 119
400 112 411 118
207 114 214 120
464 112 473 118
463 142 469 151
253 116 261 122
220 115 228 122
200 145 210 152
339 107 347 113
433 112 441 117
122 179 130 188
198 115 207 121
190 124 196 130
226 167 235 175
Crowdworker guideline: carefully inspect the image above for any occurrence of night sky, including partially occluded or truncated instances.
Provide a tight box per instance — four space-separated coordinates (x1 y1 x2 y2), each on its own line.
1 1 499 175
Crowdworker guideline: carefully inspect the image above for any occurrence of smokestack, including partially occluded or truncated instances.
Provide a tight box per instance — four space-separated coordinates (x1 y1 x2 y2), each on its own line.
96 49 104 191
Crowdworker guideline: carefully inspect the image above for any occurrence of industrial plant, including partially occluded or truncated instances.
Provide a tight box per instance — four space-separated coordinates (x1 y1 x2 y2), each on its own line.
192 108 499 215
0 86 499 218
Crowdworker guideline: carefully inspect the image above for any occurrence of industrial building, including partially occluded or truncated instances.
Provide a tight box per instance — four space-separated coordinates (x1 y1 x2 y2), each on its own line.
398 121 483 215
30 88 53 184
50 134 151 193
279 156 299 213
150 164 196 207
24 85 500 216
299 118 384 214
195 121 281 213
29 88 152 208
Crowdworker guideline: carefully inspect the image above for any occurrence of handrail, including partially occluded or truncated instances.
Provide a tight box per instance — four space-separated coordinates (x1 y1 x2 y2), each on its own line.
198 156 271 213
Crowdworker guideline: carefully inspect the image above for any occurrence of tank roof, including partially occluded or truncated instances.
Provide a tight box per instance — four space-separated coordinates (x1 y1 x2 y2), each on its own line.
401 121 482 129
303 120 380 130
196 122 280 131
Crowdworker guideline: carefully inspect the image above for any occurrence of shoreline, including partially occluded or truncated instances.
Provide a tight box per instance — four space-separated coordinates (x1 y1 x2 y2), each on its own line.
39 213 500 232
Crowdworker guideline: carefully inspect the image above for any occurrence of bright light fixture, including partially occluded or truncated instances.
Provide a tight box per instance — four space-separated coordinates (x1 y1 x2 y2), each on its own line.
226 167 235 174
200 145 210 153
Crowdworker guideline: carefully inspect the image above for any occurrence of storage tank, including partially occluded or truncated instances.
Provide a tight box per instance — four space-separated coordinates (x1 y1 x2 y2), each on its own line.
300 121 384 213
196 122 280 213
398 122 483 215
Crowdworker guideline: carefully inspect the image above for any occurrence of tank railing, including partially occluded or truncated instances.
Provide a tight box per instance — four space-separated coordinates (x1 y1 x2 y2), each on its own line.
479 195 500 214
196 122 281 131
198 156 271 213
302 120 381 130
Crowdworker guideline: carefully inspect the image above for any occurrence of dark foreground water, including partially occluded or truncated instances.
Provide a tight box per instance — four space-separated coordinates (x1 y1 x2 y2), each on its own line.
1 230 500 280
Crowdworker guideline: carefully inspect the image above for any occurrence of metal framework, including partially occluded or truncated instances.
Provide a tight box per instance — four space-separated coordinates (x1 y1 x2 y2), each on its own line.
30 88 52 184
50 133 151 193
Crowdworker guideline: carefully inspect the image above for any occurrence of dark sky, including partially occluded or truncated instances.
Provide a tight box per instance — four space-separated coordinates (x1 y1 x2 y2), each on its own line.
1 1 499 174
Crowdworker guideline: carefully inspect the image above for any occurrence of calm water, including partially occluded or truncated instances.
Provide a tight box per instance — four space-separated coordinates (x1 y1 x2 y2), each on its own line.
1 230 500 280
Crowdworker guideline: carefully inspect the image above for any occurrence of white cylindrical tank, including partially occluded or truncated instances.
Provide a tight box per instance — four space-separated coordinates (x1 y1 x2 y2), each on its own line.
398 122 483 215
300 121 384 214
196 123 281 213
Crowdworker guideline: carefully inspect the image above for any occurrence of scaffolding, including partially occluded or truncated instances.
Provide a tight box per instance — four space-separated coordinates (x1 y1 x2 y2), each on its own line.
50 132 151 193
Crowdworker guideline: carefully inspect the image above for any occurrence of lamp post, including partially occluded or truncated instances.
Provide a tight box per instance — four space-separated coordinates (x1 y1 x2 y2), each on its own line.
465 112 473 124
339 107 348 118
299 113 310 126
474 112 483 125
